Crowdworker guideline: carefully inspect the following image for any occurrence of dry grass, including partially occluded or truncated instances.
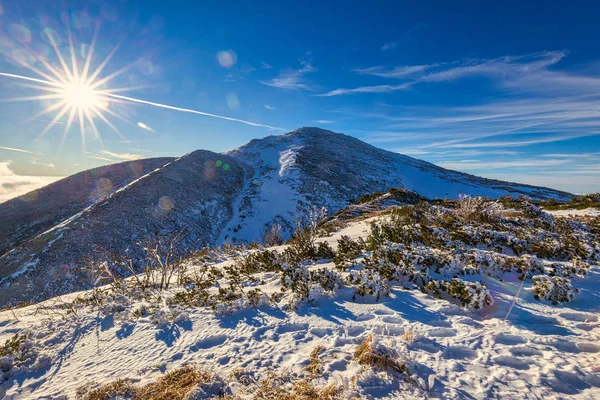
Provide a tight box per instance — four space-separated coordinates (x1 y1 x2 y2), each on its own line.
250 372 343 400
305 345 325 376
354 335 408 375
402 328 415 343
80 366 215 400
135 366 212 400
79 379 136 400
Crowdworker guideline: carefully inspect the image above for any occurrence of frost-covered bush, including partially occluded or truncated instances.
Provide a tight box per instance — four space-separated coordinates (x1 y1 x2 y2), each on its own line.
280 264 342 308
333 235 364 270
0 332 50 384
423 278 493 310
214 288 271 316
454 194 501 224
151 306 190 325
234 249 283 276
532 275 575 304
346 269 390 301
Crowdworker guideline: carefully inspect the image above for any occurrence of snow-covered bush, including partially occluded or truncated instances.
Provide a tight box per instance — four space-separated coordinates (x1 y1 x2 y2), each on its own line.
454 194 501 224
151 306 190 326
423 278 493 310
280 264 342 308
346 269 390 301
333 235 364 270
0 332 50 384
532 275 575 304
214 288 271 316
262 223 284 246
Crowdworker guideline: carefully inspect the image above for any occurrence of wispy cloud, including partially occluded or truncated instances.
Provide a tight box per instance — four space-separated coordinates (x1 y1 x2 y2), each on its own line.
353 64 435 79
438 158 569 170
314 120 333 124
318 82 412 97
382 42 398 51
264 104 276 110
261 61 273 69
260 60 317 91
0 161 62 203
98 150 144 161
321 51 568 96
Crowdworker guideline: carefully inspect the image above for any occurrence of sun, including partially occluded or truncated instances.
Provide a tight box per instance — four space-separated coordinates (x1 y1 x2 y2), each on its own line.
0 24 139 149
61 80 106 111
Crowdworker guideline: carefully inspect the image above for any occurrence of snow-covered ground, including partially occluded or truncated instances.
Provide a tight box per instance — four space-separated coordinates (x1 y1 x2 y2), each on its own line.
1 204 599 399
547 208 600 217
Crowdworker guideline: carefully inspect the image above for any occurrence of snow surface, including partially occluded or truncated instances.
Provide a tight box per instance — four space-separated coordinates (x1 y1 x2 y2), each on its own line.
1 213 599 399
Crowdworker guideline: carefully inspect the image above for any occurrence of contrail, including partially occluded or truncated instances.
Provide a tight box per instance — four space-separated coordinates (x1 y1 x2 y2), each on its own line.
0 145 39 155
0 72 62 87
0 71 286 131
105 93 286 131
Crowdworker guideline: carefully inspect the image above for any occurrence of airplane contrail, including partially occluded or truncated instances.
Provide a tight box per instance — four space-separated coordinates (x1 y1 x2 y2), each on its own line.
0 145 39 155
0 71 286 131
106 93 286 131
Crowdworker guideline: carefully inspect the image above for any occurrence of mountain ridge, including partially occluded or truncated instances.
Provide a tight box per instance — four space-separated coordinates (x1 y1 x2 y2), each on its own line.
0 127 572 306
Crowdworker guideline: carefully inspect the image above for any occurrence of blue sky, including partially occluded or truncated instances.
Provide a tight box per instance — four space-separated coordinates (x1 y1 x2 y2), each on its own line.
0 0 599 197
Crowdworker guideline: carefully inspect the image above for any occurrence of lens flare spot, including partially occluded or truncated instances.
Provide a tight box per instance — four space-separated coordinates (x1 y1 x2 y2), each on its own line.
217 50 237 68
129 161 143 177
9 24 32 43
41 27 63 47
21 190 38 202
159 196 174 211
226 92 240 110
137 122 155 132
90 178 113 201
0 5 4 15
223 163 231 171
216 160 223 167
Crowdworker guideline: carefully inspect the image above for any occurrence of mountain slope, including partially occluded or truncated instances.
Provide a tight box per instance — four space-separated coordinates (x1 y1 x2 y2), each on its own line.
220 127 571 242
0 150 246 306
0 157 174 258
0 127 571 307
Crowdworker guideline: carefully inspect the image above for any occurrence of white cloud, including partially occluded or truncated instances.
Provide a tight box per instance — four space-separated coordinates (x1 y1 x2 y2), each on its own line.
98 150 144 161
260 60 317 91
318 82 412 96
382 42 398 51
264 104 276 110
0 162 62 203
321 51 569 96
353 64 435 79
314 120 333 124
438 158 569 170
261 61 273 69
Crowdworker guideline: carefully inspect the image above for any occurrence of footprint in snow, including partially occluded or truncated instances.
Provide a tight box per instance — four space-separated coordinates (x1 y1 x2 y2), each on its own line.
443 346 478 360
494 333 527 345
428 328 457 338
493 355 531 370
559 312 598 323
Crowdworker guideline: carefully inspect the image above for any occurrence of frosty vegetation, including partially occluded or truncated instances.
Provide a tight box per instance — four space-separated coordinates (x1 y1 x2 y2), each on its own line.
1 193 599 398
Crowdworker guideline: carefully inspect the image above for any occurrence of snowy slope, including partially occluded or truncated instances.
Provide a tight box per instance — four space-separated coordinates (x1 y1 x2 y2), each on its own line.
221 127 571 243
0 207 598 399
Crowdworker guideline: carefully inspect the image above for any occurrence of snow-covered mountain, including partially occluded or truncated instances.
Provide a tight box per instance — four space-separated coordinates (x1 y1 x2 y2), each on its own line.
0 127 571 307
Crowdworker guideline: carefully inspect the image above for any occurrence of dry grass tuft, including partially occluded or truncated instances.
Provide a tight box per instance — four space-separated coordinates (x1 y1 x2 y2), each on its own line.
402 328 415 343
135 366 212 400
354 335 408 375
80 366 215 400
305 345 325 376
79 379 136 400
246 371 343 400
